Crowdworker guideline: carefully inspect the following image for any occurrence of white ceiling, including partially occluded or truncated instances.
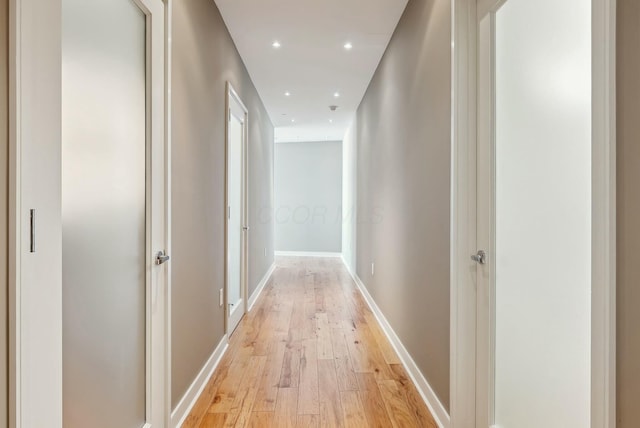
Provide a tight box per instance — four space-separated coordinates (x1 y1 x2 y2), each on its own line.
214 0 408 143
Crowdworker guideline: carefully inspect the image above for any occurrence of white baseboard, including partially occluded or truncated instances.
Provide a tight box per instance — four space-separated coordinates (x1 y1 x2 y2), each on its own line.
171 336 229 428
275 251 342 258
341 256 451 428
248 262 276 311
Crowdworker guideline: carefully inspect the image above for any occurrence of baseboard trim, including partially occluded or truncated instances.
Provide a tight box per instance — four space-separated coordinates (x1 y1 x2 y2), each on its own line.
341 256 451 428
248 262 276 311
171 336 229 428
275 251 342 258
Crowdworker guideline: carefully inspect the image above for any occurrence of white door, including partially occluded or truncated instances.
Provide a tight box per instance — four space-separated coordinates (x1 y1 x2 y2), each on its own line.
226 84 248 335
475 0 593 427
61 0 167 427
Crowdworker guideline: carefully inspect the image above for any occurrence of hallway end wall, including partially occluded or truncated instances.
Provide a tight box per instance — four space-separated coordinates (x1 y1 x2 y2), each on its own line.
351 0 451 411
171 0 275 409
617 0 640 426
274 141 342 253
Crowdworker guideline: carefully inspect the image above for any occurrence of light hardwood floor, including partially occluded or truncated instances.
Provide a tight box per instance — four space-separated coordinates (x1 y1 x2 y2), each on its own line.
183 256 438 428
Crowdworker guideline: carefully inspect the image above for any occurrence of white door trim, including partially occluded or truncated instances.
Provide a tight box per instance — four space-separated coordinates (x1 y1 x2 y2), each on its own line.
225 82 249 336
163 0 173 423
9 0 171 425
450 1 478 427
450 0 617 427
591 0 617 426
139 0 169 425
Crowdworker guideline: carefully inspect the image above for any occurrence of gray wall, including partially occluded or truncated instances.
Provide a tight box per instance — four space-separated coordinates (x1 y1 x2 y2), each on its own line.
0 0 6 424
274 141 342 253
171 0 274 409
617 1 640 426
352 0 451 410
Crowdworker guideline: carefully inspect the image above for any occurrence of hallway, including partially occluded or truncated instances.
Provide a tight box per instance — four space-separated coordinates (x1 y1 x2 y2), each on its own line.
5 0 622 426
183 257 437 427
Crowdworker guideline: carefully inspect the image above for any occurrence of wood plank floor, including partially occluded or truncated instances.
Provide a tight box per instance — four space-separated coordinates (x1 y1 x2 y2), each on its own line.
183 256 438 428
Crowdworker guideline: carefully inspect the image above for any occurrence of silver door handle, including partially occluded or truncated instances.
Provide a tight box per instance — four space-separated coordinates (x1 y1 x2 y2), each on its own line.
242 226 250 231
471 250 487 265
155 250 170 265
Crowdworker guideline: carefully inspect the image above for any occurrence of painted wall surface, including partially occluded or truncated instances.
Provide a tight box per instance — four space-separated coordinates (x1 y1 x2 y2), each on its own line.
617 0 640 426
342 124 357 270
0 0 7 424
274 141 342 253
171 0 274 408
352 0 451 410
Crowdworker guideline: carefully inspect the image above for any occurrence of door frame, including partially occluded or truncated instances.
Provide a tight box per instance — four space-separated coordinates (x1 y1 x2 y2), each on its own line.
8 0 171 425
139 0 170 425
224 82 249 336
450 0 616 427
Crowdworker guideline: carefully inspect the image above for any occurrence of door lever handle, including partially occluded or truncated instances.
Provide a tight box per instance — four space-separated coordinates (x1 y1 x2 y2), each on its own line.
471 250 487 265
242 226 250 231
155 250 170 265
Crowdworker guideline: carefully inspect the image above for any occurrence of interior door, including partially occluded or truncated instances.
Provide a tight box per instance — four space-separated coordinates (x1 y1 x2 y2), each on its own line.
61 0 167 426
475 0 593 427
226 85 248 335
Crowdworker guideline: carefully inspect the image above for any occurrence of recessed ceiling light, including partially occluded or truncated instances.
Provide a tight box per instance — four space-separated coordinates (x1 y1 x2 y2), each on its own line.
284 91 291 97
329 119 333 123
334 92 340 98
344 42 353 50
291 119 295 123
272 41 281 48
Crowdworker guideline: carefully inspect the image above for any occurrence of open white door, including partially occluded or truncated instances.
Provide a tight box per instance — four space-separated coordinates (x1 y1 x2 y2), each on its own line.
470 0 615 427
11 0 168 426
226 83 248 336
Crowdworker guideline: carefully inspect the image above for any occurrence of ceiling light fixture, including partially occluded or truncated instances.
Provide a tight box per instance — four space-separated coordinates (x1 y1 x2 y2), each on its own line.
334 92 340 98
284 91 291 97
329 119 333 123
291 119 295 123
272 41 281 48
344 42 353 50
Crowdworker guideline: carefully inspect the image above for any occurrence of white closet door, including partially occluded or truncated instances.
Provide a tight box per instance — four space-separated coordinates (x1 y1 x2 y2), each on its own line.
490 0 593 426
62 0 164 426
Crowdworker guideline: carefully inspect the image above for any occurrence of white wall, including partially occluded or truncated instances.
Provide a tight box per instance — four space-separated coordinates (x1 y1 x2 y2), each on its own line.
342 123 357 270
274 141 342 253
493 0 592 426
